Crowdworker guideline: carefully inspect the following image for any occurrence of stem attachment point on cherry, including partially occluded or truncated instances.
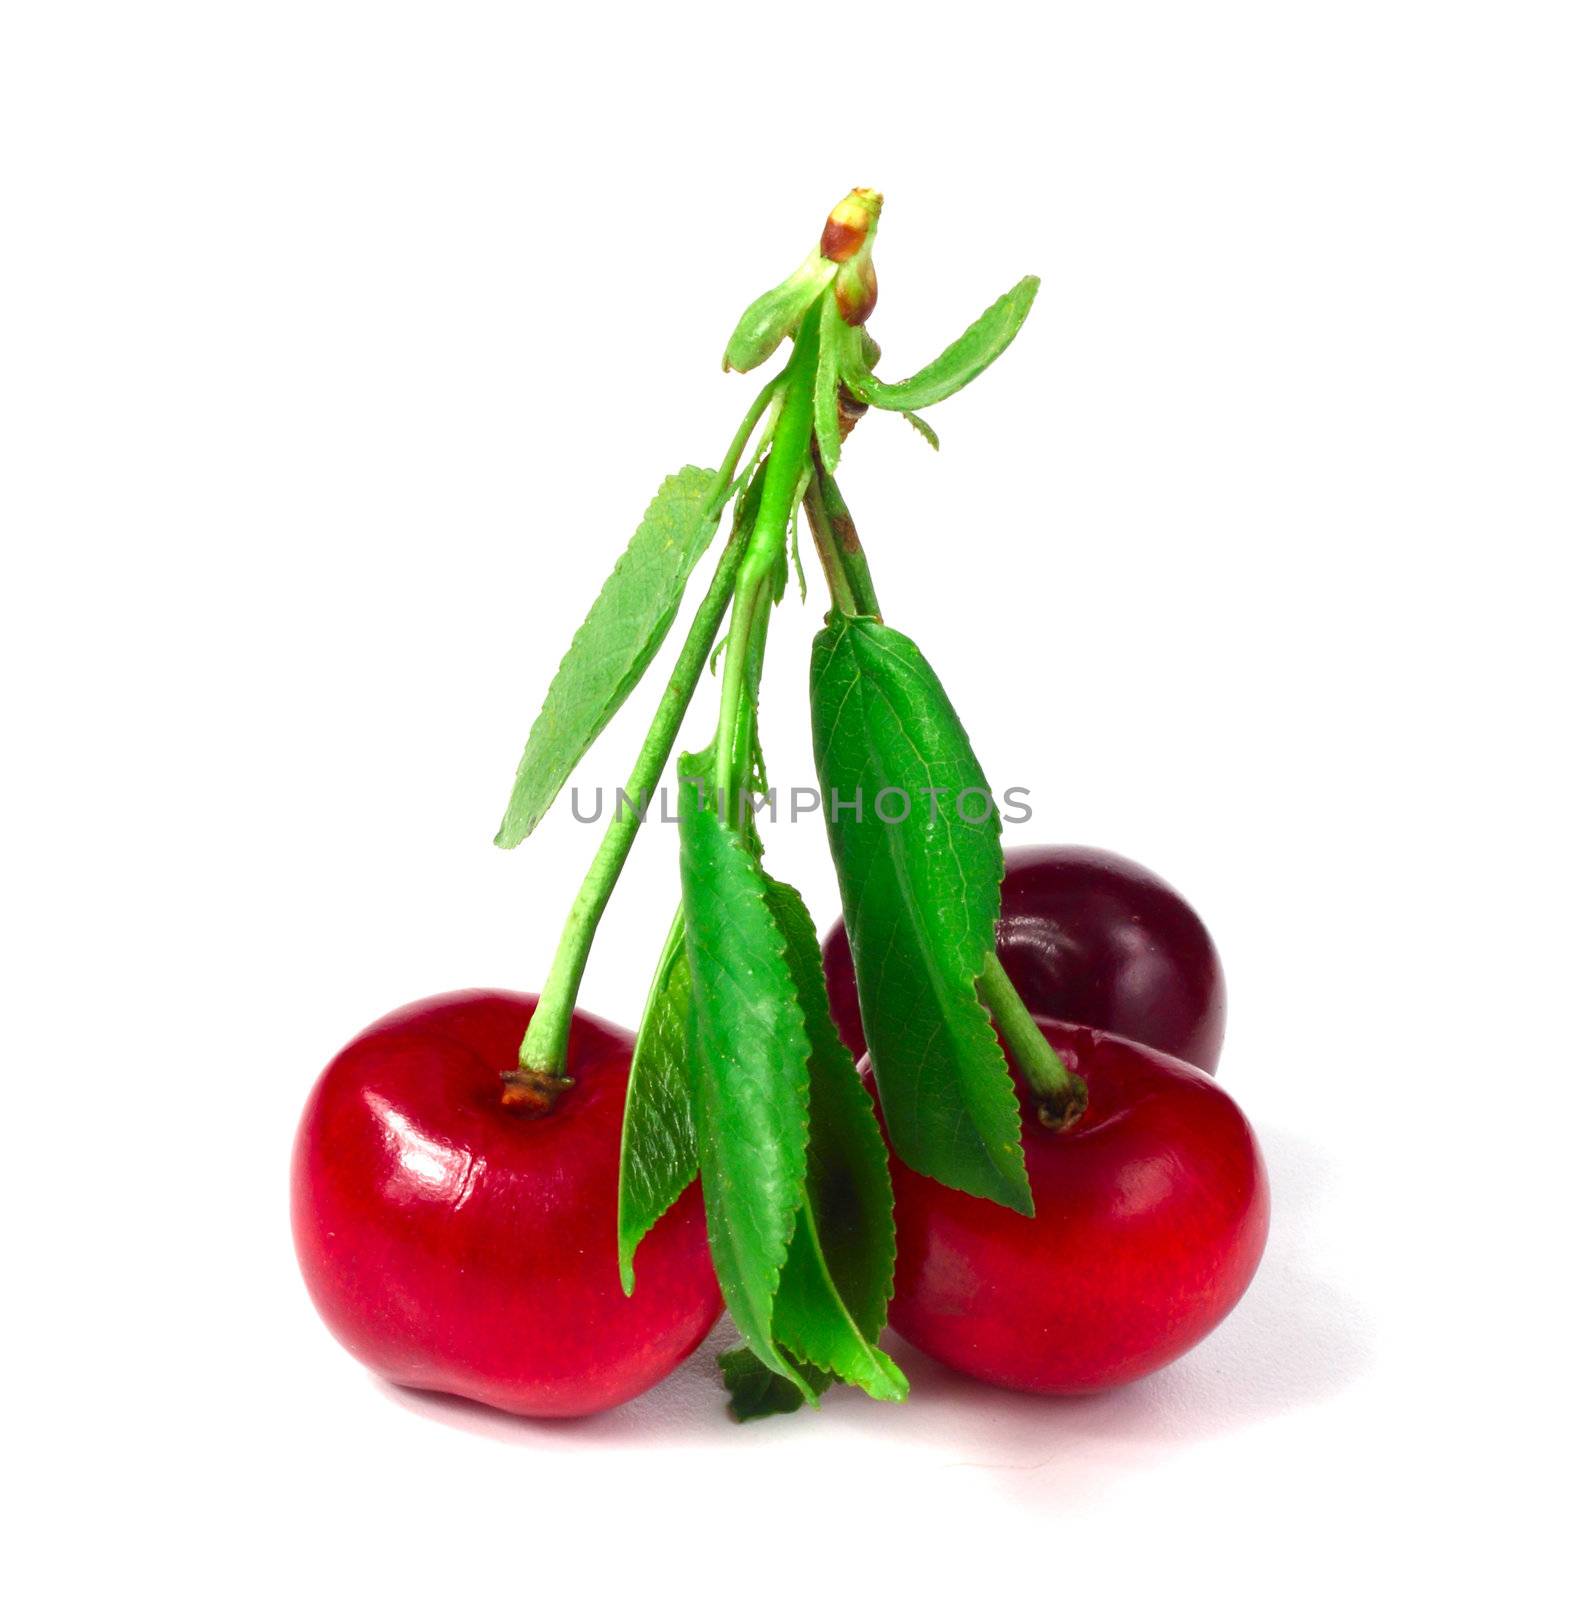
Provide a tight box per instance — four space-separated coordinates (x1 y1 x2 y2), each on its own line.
977 950 1089 1129
499 1067 573 1116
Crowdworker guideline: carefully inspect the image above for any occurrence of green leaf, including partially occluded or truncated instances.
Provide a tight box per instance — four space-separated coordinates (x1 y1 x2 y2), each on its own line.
617 908 696 1294
717 1344 817 1421
495 467 721 847
714 883 904 1416
773 1213 904 1400
813 294 847 475
677 749 813 1395
724 251 838 374
844 275 1039 413
901 410 940 450
766 882 896 1339
766 881 904 1401
810 616 1032 1214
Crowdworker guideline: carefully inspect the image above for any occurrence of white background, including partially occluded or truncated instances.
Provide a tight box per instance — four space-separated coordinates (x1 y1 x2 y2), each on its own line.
6 3 1592 1594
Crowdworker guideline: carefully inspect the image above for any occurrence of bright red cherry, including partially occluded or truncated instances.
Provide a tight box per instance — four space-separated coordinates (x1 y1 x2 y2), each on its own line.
879 1018 1267 1394
824 843 1226 1072
291 990 721 1418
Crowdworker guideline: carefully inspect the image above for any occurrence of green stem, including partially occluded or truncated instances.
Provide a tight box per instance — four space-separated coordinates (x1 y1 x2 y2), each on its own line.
802 476 857 614
508 375 787 1094
512 478 764 1089
802 448 881 618
709 372 784 516
976 951 1089 1127
713 572 767 800
729 576 774 801
713 300 824 799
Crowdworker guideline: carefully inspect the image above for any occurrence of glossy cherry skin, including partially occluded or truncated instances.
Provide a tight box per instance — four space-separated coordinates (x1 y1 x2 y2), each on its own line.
879 1018 1267 1395
291 990 721 1418
824 843 1226 1073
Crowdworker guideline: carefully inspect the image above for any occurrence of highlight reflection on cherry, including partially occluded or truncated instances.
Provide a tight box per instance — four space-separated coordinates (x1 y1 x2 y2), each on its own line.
291 990 721 1418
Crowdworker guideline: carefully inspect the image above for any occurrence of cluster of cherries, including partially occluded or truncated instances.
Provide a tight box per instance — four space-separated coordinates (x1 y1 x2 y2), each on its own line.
292 844 1268 1417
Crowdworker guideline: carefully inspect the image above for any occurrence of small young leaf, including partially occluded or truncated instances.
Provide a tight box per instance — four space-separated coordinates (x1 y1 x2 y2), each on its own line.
813 294 847 475
845 275 1039 413
677 750 813 1395
496 467 721 848
902 410 940 450
617 908 696 1294
787 503 808 603
724 251 838 374
810 616 1032 1214
768 536 790 607
766 881 904 1401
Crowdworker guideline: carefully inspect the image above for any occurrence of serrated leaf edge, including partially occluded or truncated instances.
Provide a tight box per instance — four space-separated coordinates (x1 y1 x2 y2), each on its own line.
495 466 720 847
617 907 697 1294
811 617 1034 1215
844 275 1040 414
762 878 905 1400
678 757 816 1398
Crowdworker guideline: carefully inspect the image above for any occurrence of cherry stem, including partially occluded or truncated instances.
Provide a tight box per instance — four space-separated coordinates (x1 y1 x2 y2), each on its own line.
802 449 881 619
714 299 824 802
727 574 773 802
713 572 771 802
511 382 782 1090
976 951 1088 1128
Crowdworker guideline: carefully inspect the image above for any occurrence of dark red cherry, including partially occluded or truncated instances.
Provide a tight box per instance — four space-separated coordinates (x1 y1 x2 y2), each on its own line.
878 1018 1267 1394
290 990 721 1418
823 843 1226 1072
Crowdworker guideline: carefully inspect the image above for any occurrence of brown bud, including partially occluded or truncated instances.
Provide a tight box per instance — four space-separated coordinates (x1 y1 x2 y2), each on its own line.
835 256 879 326
821 187 883 263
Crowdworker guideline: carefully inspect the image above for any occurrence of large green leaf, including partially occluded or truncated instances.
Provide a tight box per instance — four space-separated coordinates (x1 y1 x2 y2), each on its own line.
677 750 813 1394
843 275 1039 413
616 908 696 1294
766 881 904 1400
810 616 1032 1214
713 882 905 1418
768 881 897 1341
495 467 720 847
